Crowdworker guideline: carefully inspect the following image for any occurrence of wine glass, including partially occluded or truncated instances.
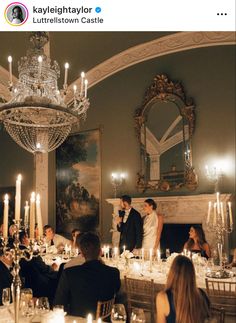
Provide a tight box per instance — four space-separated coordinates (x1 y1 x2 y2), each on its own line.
131 308 146 322
111 304 127 322
2 288 11 306
166 249 170 258
21 288 33 303
35 297 50 314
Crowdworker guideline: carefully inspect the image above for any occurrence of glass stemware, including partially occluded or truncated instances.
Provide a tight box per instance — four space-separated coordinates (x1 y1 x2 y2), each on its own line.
2 288 11 306
111 304 127 322
35 297 50 314
131 308 146 322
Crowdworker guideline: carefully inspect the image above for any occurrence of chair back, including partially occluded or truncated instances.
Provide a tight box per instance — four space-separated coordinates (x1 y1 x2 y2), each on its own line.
205 278 236 316
96 297 115 320
124 276 155 322
209 306 225 323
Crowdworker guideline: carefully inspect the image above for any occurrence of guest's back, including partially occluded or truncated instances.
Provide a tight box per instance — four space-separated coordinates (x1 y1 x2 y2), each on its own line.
55 259 120 317
54 232 121 318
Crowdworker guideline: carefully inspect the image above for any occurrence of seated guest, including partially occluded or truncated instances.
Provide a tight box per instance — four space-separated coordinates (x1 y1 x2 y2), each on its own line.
19 231 58 303
7 224 18 248
64 232 84 269
156 255 210 323
183 225 211 259
71 228 80 249
0 252 13 305
54 232 121 318
44 224 70 250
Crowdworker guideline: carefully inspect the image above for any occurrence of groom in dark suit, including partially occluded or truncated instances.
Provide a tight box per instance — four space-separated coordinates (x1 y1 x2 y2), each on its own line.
54 232 121 318
117 195 143 252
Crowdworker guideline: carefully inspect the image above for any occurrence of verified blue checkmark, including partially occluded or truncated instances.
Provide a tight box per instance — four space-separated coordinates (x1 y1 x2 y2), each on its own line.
95 7 101 13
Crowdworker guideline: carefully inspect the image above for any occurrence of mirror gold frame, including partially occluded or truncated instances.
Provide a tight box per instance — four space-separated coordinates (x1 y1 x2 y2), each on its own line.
134 74 198 192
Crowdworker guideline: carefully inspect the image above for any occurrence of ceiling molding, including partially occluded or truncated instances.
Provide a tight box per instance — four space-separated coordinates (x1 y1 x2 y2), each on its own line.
0 32 235 103
65 31 235 103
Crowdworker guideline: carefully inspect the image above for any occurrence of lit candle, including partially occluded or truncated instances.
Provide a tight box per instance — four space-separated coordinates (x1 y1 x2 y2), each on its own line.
84 79 88 97
24 201 29 226
80 71 85 94
184 248 187 256
123 245 126 253
97 318 102 323
149 248 153 260
64 63 69 88
38 56 43 77
220 202 225 226
228 202 233 227
29 192 36 239
3 194 9 238
213 203 217 225
15 174 22 221
36 194 43 237
216 192 220 214
8 56 13 84
206 201 212 224
157 249 160 261
73 84 77 95
87 313 92 323
114 247 118 258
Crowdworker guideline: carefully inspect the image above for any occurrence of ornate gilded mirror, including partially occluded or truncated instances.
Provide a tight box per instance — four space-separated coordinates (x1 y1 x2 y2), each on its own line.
135 74 198 192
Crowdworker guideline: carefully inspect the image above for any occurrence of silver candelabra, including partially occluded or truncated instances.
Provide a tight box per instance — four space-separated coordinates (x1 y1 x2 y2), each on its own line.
0 220 36 323
206 192 233 277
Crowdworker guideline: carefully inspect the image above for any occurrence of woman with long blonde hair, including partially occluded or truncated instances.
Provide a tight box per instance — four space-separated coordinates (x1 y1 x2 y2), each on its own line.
156 255 210 323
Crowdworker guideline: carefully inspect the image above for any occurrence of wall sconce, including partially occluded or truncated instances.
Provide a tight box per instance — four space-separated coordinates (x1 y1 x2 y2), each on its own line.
205 163 224 192
111 172 126 198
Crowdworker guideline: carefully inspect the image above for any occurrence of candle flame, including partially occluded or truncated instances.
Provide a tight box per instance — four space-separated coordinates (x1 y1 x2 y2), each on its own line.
17 174 22 181
38 56 43 63
64 62 69 69
8 56 12 63
81 71 85 78
4 194 9 201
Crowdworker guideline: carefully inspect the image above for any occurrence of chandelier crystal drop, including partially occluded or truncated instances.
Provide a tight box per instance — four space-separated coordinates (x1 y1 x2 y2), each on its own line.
0 32 90 153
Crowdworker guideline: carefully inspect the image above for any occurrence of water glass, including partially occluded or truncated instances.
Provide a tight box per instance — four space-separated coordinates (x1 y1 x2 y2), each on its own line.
131 308 146 322
111 304 127 322
35 297 50 314
21 288 33 302
2 288 11 306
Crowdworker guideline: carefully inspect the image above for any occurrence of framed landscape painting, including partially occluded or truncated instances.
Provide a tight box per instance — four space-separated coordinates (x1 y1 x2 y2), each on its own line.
56 129 101 236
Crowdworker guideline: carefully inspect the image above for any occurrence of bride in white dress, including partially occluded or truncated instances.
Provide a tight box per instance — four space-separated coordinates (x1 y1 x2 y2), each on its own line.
142 199 164 252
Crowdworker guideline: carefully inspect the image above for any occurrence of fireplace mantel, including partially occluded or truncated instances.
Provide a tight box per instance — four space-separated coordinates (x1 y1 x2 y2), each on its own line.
106 194 232 248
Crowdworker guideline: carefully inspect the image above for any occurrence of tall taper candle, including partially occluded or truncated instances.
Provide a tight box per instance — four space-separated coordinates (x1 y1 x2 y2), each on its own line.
64 63 69 88
15 174 22 221
80 72 85 94
84 79 88 97
24 201 29 226
8 56 13 84
36 194 43 237
3 194 9 238
216 192 220 214
220 202 225 226
29 192 36 239
228 202 233 227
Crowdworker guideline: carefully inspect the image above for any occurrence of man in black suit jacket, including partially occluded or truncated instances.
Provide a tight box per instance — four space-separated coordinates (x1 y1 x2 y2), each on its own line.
54 232 121 318
0 254 13 305
117 195 143 252
19 231 58 303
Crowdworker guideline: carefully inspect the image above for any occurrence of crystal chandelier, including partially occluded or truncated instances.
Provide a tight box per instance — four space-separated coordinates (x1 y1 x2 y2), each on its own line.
0 32 89 153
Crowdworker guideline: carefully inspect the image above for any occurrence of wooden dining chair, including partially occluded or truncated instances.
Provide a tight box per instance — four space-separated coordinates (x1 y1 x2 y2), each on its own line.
210 306 225 323
205 278 236 317
124 276 155 323
96 297 115 320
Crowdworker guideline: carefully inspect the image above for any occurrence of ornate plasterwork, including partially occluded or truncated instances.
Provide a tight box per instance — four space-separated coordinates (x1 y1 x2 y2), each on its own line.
0 32 235 104
65 31 236 103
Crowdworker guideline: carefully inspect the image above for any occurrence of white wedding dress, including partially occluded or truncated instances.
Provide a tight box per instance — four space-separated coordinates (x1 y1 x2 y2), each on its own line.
142 211 158 249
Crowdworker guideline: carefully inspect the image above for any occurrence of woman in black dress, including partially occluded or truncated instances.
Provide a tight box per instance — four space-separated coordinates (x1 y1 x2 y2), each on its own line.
184 225 211 259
